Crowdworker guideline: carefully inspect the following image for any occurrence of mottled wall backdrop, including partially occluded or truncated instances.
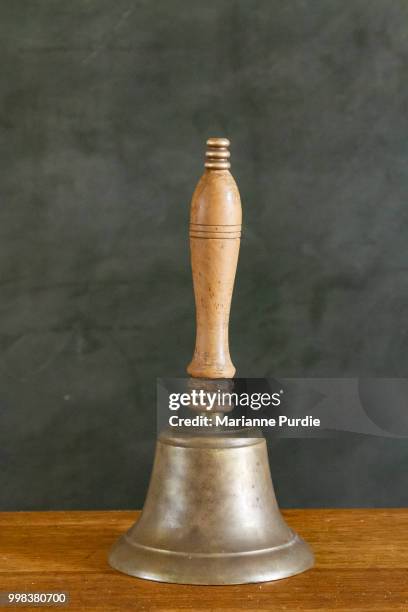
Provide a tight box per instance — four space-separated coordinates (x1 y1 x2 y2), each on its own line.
1 0 407 509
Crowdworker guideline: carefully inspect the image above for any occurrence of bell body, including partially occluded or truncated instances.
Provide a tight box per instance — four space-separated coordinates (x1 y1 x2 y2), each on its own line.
109 429 314 584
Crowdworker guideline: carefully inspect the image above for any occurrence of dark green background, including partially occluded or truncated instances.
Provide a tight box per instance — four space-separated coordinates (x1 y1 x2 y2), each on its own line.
1 0 407 509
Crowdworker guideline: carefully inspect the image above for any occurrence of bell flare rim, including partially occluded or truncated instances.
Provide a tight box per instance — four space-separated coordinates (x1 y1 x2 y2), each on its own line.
108 533 314 585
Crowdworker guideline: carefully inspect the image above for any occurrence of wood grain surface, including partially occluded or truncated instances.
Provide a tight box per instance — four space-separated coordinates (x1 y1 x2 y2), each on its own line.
0 509 407 611
187 138 242 379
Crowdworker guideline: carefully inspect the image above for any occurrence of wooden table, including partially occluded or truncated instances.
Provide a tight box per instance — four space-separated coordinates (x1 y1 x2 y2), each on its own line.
1 509 407 611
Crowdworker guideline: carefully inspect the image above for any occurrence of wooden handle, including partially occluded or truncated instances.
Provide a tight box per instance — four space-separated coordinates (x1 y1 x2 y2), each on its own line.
187 138 242 379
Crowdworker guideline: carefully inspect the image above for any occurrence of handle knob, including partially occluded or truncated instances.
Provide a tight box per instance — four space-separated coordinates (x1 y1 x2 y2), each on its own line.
187 138 242 379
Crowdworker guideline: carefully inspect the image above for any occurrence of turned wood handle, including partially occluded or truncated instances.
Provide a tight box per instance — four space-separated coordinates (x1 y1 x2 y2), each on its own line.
187 138 242 379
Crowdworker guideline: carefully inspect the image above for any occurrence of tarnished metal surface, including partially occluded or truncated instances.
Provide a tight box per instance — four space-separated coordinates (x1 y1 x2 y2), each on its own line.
109 427 314 584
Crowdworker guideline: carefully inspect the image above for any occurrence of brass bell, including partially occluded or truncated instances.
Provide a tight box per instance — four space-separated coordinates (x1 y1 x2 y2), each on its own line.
109 138 314 584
